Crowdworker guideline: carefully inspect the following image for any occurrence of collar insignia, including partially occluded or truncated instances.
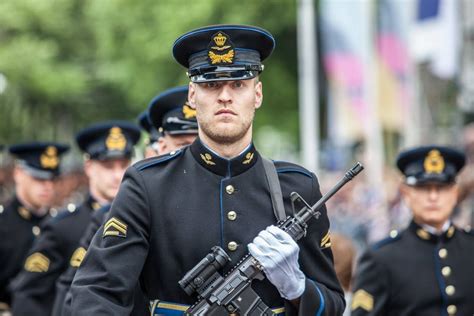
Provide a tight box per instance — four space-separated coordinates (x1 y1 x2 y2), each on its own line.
106 127 127 151
424 149 445 174
40 146 59 169
70 247 86 267
24 252 50 273
446 226 455 238
103 217 127 238
320 230 331 248
18 206 31 220
200 153 216 165
208 32 235 65
92 202 101 211
242 152 254 165
351 289 374 312
182 103 196 119
416 228 431 240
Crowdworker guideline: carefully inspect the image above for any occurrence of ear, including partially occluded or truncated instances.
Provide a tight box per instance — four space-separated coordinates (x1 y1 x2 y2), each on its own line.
188 82 197 109
83 159 93 178
157 137 167 155
254 80 263 110
13 166 23 183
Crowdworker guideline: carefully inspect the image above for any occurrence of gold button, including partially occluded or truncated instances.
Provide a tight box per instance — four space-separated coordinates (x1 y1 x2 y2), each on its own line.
442 266 451 277
225 185 235 194
447 305 457 315
227 211 237 221
445 285 455 296
228 241 238 251
32 226 41 236
439 248 448 259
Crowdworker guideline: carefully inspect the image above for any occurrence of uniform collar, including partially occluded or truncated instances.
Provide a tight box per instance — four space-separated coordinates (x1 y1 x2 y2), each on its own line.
12 195 48 222
190 138 259 177
85 194 101 211
409 220 456 243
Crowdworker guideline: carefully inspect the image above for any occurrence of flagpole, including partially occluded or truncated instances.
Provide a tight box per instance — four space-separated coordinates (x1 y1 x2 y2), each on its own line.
297 0 319 172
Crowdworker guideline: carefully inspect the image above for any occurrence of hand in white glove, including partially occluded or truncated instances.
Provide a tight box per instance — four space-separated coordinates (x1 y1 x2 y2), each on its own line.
248 225 305 300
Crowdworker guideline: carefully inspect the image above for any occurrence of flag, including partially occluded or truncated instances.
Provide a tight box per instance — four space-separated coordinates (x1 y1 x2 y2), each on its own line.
410 0 460 79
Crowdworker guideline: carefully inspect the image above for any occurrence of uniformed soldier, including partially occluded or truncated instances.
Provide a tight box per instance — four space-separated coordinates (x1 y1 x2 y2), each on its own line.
137 111 161 159
53 91 198 316
138 85 198 159
351 145 474 316
70 25 345 315
10 121 140 316
0 142 69 313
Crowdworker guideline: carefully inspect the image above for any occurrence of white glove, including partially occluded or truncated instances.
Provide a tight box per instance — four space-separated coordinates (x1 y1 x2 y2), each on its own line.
248 225 305 300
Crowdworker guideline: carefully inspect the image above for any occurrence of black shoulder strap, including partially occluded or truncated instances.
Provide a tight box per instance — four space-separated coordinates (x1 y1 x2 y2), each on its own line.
261 157 286 222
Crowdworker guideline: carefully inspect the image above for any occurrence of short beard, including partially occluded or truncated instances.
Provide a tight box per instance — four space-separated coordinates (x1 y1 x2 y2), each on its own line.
198 111 255 146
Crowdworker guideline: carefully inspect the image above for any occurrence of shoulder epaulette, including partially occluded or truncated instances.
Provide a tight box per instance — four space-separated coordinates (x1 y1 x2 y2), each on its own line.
274 161 313 179
136 149 183 171
372 230 401 250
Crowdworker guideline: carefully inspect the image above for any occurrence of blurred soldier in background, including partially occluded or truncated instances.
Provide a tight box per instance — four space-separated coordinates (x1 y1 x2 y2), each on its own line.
137 86 198 159
10 121 140 316
331 233 356 316
351 145 474 315
137 111 161 159
0 142 69 314
53 88 198 315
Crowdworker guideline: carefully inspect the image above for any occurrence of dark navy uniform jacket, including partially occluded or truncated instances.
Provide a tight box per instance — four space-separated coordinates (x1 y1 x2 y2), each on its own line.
352 220 474 316
10 196 100 316
70 139 345 315
52 205 149 316
0 196 50 308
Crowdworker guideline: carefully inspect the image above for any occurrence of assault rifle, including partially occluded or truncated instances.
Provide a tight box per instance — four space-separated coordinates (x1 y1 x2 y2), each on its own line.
179 163 364 315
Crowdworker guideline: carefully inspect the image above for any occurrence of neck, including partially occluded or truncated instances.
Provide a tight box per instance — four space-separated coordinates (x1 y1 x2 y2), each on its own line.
15 193 48 217
198 130 253 159
88 188 109 206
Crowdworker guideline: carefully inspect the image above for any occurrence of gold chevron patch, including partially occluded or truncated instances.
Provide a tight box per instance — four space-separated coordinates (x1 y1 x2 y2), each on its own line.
320 230 331 248
70 247 87 267
103 217 127 238
351 289 374 312
24 252 50 273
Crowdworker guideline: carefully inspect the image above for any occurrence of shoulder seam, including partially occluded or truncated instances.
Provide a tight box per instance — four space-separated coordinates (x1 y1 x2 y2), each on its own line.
276 167 312 178
137 150 183 171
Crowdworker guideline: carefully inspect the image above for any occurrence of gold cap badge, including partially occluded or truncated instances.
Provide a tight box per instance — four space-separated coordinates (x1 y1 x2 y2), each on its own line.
182 103 196 119
40 146 59 169
424 149 445 174
105 127 127 151
208 32 234 65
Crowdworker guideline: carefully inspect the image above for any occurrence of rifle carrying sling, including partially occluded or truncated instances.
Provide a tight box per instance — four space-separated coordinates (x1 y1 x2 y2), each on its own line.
261 157 286 222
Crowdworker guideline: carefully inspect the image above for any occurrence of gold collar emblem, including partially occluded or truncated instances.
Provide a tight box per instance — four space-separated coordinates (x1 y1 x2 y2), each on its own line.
200 153 216 165
424 150 444 174
182 103 196 119
106 127 127 151
208 32 234 65
416 228 431 240
40 146 59 169
242 152 254 164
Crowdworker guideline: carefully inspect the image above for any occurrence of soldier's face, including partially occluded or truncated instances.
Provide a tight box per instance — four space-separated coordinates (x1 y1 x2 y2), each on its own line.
401 182 459 229
85 158 131 203
14 167 55 210
157 133 197 155
188 78 262 145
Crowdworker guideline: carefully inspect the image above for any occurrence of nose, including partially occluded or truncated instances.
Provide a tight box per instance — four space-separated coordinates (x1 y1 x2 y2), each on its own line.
217 84 232 105
428 187 440 200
